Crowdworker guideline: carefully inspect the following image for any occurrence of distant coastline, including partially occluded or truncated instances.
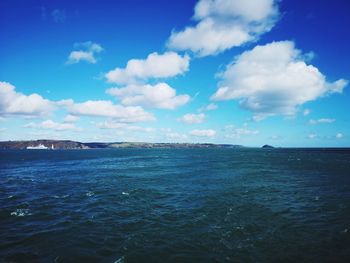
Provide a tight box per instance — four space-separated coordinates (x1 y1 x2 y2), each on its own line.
0 140 245 150
1 140 349 150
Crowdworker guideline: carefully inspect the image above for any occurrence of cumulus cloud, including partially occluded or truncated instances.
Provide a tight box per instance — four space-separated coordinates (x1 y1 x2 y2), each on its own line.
190 129 216 137
55 99 74 107
0 82 154 123
205 103 218 111
161 128 189 141
336 133 343 139
178 113 205 124
0 81 54 117
67 41 103 64
106 83 190 109
309 118 335 125
308 133 317 139
303 109 311 116
234 128 259 135
65 100 155 122
1 82 146 124
105 52 190 84
24 120 76 131
224 125 259 138
167 0 279 56
198 103 218 112
211 41 348 120
67 51 96 64
97 121 155 132
63 114 79 123
165 132 188 140
75 41 103 53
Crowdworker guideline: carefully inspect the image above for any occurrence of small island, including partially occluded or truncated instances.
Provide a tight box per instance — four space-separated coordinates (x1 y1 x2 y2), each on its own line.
262 144 274 149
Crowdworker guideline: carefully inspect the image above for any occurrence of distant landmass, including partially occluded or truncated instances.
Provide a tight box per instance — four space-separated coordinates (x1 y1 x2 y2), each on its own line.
262 144 275 148
0 140 245 150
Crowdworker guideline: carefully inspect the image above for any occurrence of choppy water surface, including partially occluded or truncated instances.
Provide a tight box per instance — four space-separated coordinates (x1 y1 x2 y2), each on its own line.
1 148 350 262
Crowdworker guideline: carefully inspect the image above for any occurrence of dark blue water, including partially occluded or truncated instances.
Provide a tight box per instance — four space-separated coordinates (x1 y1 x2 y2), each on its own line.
1 148 350 262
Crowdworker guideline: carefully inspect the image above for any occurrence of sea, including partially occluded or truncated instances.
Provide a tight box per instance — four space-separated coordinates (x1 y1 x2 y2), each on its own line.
1 148 350 262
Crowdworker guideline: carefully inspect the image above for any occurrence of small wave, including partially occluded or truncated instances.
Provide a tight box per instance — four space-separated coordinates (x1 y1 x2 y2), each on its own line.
122 192 129 196
10 208 32 217
86 191 95 197
53 194 70 199
85 191 95 197
114 256 125 263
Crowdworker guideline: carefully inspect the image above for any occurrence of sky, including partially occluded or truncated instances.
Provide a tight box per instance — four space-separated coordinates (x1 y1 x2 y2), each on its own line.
0 0 349 147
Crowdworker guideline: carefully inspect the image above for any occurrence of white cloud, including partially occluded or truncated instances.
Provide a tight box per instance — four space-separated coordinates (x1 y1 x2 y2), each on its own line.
106 83 190 109
309 118 335 125
234 128 259 135
167 0 279 56
24 120 76 131
160 128 188 141
178 113 205 124
308 133 317 139
224 125 259 138
97 121 155 132
211 41 348 120
0 81 54 117
160 128 172 133
190 129 216 137
105 52 190 84
67 51 97 64
336 133 343 139
165 132 188 140
75 41 103 53
198 103 218 112
55 99 74 107
303 109 311 116
65 100 155 122
159 128 188 140
63 114 79 123
67 41 103 64
205 103 218 111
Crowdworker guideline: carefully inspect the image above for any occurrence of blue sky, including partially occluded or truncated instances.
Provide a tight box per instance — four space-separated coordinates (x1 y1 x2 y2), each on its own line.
0 0 349 147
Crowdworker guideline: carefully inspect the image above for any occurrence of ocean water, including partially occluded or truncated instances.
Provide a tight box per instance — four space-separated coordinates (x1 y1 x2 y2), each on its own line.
1 148 350 262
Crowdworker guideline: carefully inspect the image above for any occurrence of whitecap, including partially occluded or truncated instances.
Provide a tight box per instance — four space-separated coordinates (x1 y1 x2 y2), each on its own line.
114 256 125 263
53 194 70 199
10 208 32 217
86 191 95 197
122 192 129 196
